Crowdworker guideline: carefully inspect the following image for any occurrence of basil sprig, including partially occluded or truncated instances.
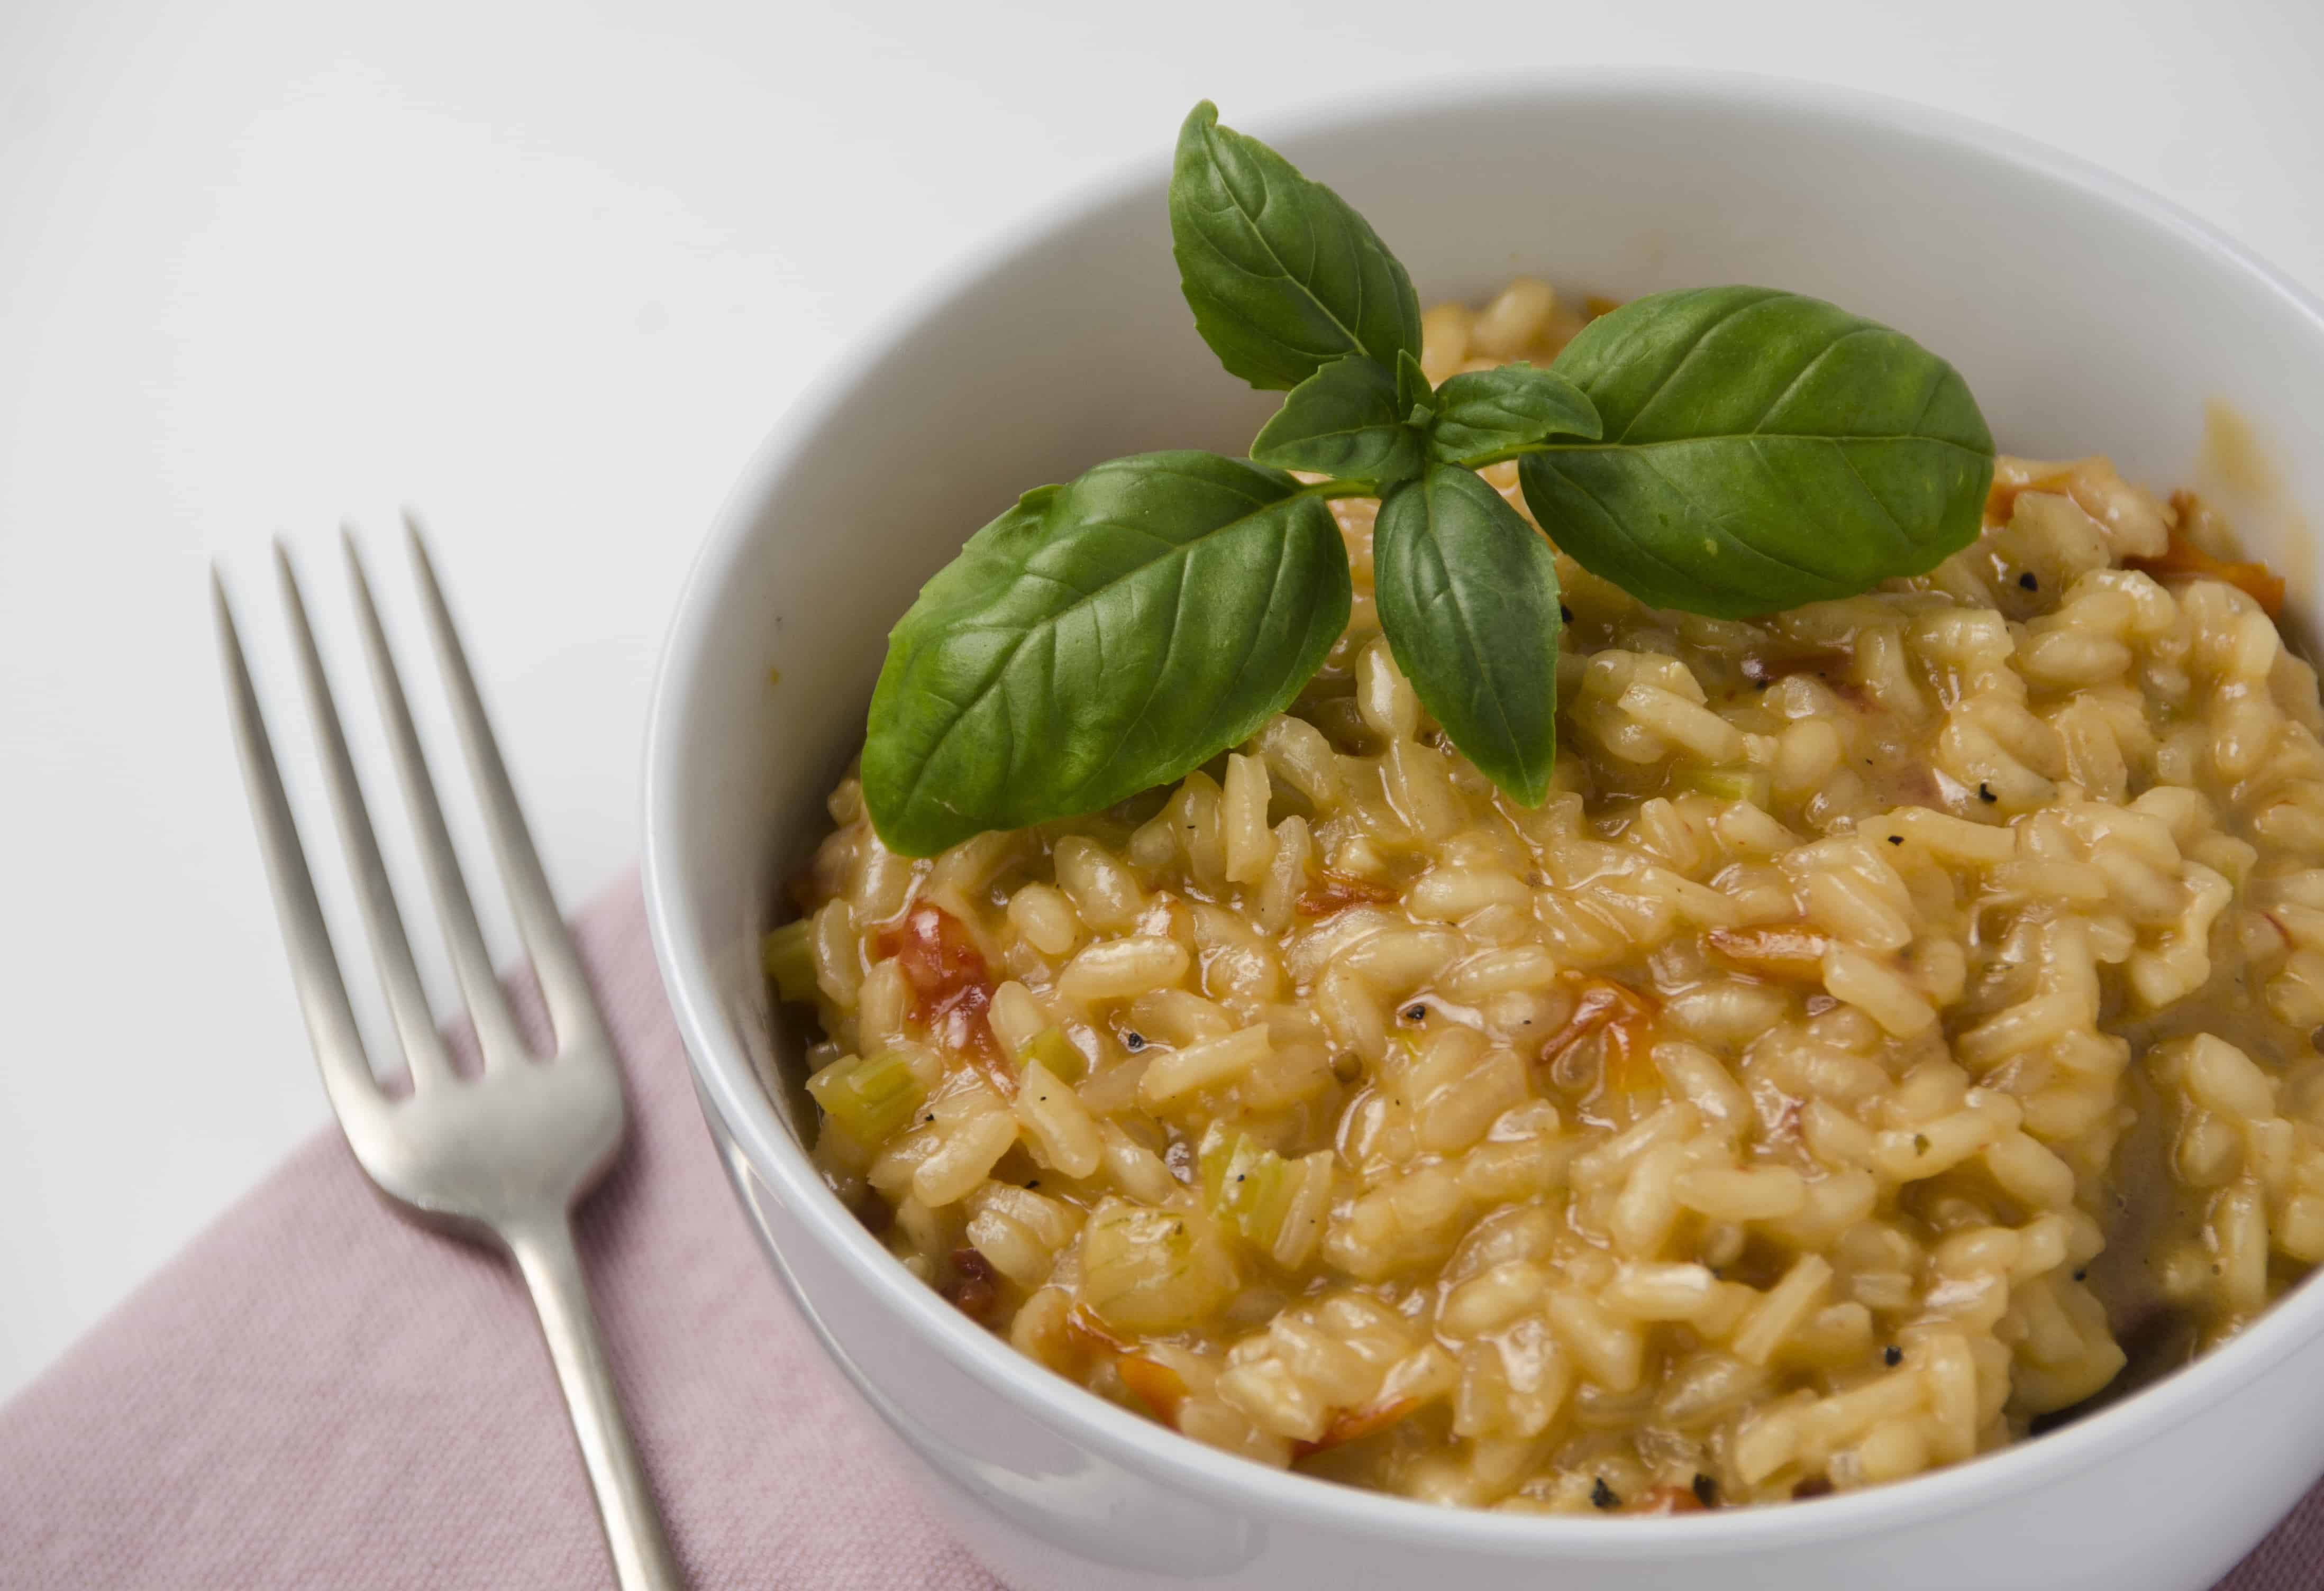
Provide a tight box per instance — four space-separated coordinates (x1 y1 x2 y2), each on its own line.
861 105 1994 857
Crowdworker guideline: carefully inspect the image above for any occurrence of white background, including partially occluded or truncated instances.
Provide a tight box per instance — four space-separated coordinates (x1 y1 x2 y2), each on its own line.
4 0 2321 1400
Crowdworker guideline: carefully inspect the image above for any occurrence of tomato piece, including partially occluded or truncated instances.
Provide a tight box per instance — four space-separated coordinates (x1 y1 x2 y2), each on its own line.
1296 871 1400 918
1063 1302 1131 1356
2130 520 2285 619
876 901 1013 1096
1985 464 2072 525
1539 974 1657 1093
1292 1394 1424 1459
1627 1484 1708 1515
1116 1355 1191 1429
942 1247 999 1322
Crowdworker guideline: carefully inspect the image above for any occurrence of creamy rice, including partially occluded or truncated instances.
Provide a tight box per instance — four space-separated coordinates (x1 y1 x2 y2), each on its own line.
774 278 2324 1512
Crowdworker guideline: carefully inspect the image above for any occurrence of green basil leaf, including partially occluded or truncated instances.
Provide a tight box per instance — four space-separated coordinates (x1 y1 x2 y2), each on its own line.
1396 349 1434 426
862 451 1352 856
1250 355 1424 487
1521 286 1994 619
1169 102 1423 391
1373 464 1562 806
1427 361 1601 463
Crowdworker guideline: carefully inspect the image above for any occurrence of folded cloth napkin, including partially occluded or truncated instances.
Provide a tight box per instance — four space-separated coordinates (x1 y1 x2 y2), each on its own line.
3 873 2322 1589
0 873 995 1590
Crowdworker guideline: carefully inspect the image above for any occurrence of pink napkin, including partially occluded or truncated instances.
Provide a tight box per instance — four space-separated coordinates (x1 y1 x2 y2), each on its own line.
0 873 996 1590
2 872 2319 1589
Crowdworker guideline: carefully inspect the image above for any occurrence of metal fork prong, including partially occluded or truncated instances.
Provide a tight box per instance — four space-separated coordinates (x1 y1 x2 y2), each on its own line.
274 543 461 1093
406 515 603 1045
341 529 534 1071
213 568 387 1121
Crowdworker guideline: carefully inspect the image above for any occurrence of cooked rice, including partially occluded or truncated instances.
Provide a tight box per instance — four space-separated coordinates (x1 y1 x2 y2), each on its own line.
783 278 2324 1513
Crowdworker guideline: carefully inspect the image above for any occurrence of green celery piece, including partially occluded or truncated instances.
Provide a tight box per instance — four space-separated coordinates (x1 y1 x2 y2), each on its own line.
806 1051 926 1146
1198 1122 1293 1246
1234 1154 1296 1249
1020 1026 1088 1084
1680 765 1772 807
1198 1121 1241 1208
763 919 818 1004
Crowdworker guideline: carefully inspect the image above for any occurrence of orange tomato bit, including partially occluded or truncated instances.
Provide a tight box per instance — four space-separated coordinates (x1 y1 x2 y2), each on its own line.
1539 975 1658 1094
1116 1355 1191 1429
1296 871 1401 918
1291 1394 1425 1459
1064 1302 1131 1356
1626 1483 1709 1515
2131 507 2285 620
876 900 1015 1096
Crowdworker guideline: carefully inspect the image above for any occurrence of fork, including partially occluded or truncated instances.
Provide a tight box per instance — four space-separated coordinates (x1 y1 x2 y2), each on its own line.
213 524 683 1591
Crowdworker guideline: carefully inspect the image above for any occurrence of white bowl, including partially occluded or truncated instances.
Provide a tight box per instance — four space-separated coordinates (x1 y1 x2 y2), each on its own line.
644 72 2324 1591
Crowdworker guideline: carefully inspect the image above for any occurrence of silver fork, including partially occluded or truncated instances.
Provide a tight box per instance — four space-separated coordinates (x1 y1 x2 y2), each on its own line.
213 524 682 1591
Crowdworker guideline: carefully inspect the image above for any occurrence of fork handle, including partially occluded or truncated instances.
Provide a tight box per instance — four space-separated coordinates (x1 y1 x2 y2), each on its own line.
508 1217 685 1590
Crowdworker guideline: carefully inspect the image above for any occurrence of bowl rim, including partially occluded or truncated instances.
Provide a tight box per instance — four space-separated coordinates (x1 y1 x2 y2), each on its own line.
644 66 2324 1555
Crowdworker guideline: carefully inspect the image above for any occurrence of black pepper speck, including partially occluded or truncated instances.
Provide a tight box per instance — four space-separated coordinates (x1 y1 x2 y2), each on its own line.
1124 1031 1146 1052
1979 783 1998 803
2019 572 2039 591
1403 1004 1426 1022
1590 1477 1619 1510
1883 1345 1903 1367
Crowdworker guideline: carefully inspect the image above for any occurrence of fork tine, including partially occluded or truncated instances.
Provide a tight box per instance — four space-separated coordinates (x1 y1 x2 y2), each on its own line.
212 568 386 1122
275 543 461 1091
405 515 601 1044
342 530 533 1070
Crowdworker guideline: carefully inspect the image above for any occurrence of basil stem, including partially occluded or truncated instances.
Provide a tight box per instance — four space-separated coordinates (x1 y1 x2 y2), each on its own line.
860 114 2001 851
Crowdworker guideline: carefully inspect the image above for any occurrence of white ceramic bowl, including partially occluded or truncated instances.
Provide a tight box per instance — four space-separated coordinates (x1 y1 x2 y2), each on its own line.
644 72 2324 1591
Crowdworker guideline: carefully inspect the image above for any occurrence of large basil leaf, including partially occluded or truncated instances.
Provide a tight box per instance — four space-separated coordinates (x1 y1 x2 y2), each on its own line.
1169 102 1422 391
1373 464 1563 805
1520 286 1994 618
1250 354 1423 486
1428 362 1601 463
862 451 1352 857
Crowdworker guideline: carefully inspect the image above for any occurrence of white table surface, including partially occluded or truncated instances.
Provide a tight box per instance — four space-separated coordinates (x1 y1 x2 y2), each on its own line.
4 0 2322 1401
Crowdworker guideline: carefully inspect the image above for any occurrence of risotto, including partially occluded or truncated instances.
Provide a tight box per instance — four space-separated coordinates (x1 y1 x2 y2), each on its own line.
772 279 2324 1513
